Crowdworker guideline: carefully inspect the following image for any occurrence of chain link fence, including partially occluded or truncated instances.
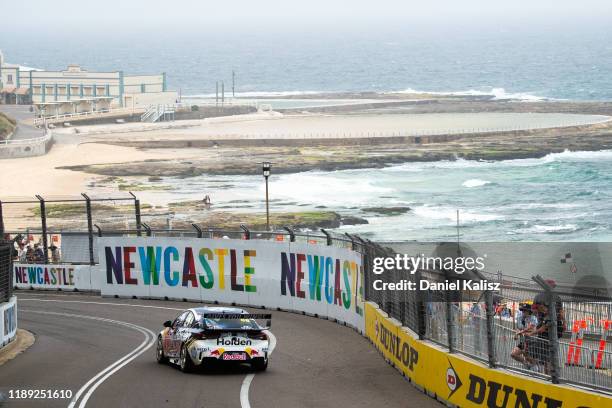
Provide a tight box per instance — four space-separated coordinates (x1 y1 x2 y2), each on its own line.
0 241 13 303
361 243 611 395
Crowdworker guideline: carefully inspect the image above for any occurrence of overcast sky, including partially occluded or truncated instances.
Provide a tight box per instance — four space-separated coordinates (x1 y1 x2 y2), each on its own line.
2 0 612 32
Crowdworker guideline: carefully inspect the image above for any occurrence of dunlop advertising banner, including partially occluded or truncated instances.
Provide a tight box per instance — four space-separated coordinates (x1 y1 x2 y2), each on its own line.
365 302 609 408
98 237 365 331
13 263 92 291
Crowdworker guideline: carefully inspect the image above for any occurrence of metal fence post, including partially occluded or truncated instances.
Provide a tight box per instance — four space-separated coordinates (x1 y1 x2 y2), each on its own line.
0 200 4 236
533 275 561 384
81 193 95 266
283 227 295 242
129 192 142 236
414 268 427 339
484 289 496 368
320 229 332 246
35 195 48 263
444 269 454 352
192 223 203 238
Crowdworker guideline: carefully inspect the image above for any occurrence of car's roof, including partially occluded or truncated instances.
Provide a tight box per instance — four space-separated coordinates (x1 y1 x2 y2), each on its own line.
190 306 247 317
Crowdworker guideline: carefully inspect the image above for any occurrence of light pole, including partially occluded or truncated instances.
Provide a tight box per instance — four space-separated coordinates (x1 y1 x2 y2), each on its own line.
262 162 271 231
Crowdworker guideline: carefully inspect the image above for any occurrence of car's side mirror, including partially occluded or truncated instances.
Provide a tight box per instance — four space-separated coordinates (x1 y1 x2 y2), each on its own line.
163 320 172 328
266 319 272 328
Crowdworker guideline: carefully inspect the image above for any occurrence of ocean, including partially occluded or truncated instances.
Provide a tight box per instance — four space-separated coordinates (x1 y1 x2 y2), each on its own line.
3 24 612 100
4 25 612 241
134 150 612 242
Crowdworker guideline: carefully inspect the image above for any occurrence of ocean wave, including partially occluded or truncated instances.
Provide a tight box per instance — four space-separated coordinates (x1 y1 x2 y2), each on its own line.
396 87 549 102
183 90 327 98
383 149 612 173
462 179 491 188
514 224 580 234
412 205 502 223
269 173 393 206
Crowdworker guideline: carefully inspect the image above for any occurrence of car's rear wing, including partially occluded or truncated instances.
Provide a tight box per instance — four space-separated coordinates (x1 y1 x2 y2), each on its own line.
201 313 272 329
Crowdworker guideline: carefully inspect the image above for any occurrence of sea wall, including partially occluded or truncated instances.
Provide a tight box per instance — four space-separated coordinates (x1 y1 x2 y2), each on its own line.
0 133 53 159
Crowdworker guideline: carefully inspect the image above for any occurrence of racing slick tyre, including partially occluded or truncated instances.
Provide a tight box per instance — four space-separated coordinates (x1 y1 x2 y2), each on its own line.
252 358 268 372
156 336 168 364
179 344 195 373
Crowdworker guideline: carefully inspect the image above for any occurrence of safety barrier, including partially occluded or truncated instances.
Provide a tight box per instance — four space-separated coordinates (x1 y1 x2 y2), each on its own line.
0 296 17 347
97 236 365 332
13 263 93 291
364 301 609 407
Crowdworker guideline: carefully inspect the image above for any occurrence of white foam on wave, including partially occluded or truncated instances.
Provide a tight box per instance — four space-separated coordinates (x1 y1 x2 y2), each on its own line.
396 87 549 102
412 205 502 223
462 179 491 188
269 172 394 206
515 224 579 234
184 90 326 98
383 149 612 173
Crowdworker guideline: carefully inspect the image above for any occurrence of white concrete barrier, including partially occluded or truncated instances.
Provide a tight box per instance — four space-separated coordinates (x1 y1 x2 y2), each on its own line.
0 297 17 347
98 236 365 332
13 263 93 291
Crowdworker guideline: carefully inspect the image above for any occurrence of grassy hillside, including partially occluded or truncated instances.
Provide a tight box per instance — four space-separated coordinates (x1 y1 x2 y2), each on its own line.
0 112 17 140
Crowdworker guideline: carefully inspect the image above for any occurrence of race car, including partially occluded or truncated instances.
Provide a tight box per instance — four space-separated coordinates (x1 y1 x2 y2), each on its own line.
156 306 271 372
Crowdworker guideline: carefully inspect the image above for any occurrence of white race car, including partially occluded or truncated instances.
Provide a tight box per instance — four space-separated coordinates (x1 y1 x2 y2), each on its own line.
156 306 271 372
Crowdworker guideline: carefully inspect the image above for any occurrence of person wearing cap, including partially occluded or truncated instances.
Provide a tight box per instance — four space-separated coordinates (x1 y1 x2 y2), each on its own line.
533 280 566 339
511 303 538 367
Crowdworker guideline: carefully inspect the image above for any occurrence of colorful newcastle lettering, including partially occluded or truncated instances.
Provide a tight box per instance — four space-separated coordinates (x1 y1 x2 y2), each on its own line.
281 252 361 312
104 245 256 292
14 265 75 286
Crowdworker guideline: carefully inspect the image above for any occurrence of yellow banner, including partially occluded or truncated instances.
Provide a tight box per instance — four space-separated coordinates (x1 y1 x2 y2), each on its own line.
364 302 609 408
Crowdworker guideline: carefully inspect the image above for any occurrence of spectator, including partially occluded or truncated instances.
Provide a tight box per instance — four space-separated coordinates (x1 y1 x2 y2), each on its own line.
50 244 61 263
533 280 566 339
511 303 538 368
26 245 35 263
34 244 44 263
524 301 554 375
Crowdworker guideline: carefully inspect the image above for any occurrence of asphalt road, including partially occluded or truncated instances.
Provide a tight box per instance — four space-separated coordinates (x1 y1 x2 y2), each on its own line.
0 105 43 140
0 292 441 408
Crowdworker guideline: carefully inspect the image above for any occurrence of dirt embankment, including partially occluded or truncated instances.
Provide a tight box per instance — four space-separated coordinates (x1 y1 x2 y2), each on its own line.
0 112 17 140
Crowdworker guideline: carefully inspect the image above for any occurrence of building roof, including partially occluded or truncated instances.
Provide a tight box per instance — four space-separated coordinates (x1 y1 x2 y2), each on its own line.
0 87 16 94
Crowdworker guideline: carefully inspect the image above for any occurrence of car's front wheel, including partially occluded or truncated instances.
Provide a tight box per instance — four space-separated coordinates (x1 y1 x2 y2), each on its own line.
156 336 168 364
179 344 195 373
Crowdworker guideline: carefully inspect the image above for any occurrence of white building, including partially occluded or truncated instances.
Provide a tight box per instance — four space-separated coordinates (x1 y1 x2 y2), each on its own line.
0 50 177 116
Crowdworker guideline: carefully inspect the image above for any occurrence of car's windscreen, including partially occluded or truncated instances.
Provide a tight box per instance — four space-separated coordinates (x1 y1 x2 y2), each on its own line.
201 317 260 330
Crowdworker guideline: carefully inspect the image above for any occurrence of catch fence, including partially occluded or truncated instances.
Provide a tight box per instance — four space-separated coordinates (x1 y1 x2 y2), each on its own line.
362 242 611 394
0 242 12 302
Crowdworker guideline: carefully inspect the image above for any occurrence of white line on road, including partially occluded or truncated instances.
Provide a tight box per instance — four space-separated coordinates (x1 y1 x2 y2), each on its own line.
240 330 277 408
19 297 184 311
20 309 156 408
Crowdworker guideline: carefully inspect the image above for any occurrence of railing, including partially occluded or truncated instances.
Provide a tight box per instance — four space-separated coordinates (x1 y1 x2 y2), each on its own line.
33 107 140 126
362 242 611 395
140 104 176 123
0 133 51 146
